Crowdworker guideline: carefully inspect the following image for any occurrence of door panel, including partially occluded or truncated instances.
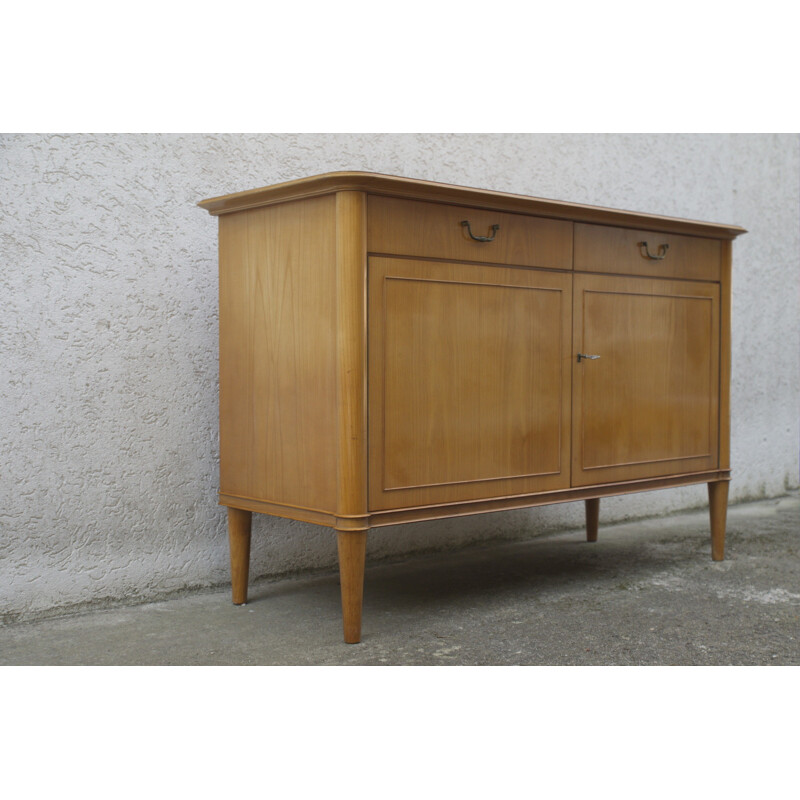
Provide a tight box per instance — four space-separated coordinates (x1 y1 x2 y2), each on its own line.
572 274 720 486
369 257 572 511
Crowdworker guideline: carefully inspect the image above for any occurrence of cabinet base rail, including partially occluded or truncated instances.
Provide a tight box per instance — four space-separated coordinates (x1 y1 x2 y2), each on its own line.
224 473 731 643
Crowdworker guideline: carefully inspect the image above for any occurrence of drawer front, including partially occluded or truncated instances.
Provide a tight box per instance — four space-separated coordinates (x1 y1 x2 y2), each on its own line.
574 223 721 281
368 195 573 270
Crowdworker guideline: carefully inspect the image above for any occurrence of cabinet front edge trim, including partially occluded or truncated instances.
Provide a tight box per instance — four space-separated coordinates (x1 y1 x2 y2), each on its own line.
221 471 730 530
367 471 730 528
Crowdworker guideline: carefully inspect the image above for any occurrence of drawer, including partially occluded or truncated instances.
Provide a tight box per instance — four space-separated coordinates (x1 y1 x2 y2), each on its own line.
367 195 573 270
574 223 721 281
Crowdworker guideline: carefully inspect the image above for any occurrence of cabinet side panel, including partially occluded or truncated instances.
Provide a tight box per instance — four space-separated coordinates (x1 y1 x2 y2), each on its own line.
218 195 338 512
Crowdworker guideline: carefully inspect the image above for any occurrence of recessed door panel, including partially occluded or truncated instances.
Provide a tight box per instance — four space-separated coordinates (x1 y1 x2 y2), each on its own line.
572 274 720 486
369 258 572 511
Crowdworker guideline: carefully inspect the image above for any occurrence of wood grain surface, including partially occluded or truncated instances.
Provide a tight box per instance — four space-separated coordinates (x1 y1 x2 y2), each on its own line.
218 195 339 511
574 222 722 282
572 274 720 486
368 195 573 269
368 257 572 510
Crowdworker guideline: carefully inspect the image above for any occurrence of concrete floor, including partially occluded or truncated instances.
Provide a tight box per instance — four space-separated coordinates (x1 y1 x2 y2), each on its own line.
2 493 798 665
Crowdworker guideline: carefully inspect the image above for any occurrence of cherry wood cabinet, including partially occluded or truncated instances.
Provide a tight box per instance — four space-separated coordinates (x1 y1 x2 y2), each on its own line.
199 172 745 644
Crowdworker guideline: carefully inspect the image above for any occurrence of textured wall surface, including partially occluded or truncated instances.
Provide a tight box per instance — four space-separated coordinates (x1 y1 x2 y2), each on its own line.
1 133 798 621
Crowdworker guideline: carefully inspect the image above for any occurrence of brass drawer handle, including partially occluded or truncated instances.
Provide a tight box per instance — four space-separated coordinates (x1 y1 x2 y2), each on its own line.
638 241 669 260
462 220 500 242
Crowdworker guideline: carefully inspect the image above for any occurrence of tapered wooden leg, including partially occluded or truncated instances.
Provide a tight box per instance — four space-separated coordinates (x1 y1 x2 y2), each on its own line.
228 507 252 605
337 530 368 644
708 480 729 562
585 498 600 542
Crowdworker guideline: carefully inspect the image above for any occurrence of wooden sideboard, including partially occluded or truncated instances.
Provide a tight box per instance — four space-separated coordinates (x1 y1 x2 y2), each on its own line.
199 172 746 644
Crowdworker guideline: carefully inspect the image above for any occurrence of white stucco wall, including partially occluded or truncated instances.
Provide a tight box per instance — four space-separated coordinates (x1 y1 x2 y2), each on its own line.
2 133 798 621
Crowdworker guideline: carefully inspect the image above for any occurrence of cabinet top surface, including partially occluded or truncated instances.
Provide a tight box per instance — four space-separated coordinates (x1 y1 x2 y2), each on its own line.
198 170 746 238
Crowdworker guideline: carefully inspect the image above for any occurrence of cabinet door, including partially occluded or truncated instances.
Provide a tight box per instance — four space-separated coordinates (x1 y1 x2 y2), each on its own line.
368 257 572 511
572 274 720 486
